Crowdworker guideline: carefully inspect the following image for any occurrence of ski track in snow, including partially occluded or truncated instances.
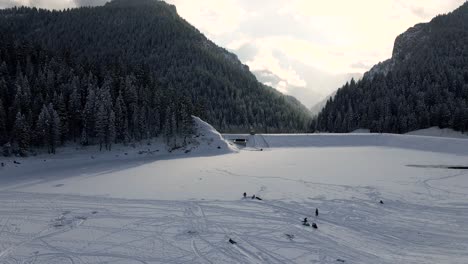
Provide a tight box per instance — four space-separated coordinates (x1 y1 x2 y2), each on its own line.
0 188 467 264
1 131 468 263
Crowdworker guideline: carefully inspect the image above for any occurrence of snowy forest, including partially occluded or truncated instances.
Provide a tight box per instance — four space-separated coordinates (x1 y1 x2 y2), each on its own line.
0 35 194 156
314 3 468 133
0 0 312 156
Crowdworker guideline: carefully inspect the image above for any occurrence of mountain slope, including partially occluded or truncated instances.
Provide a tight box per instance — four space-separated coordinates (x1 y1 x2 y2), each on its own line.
315 2 468 133
310 91 337 116
0 0 311 155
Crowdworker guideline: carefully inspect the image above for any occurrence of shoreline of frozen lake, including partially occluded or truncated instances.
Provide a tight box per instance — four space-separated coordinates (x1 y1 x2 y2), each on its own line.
1 129 467 263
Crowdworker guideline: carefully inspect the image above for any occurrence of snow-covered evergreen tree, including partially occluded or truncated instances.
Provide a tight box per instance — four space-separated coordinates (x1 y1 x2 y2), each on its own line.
0 99 6 145
107 110 116 150
13 112 30 156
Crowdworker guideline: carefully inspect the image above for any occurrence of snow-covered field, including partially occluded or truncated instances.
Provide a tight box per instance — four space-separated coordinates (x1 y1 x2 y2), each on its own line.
1 122 468 263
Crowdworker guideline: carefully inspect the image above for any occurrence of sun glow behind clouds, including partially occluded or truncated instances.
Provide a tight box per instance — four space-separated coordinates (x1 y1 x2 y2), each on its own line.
169 0 466 104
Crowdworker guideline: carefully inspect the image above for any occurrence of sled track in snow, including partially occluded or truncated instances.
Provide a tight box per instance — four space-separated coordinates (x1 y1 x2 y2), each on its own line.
0 191 467 264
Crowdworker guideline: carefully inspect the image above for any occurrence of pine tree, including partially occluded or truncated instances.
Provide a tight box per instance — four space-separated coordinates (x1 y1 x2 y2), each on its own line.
36 105 51 151
107 110 116 150
37 104 61 154
95 103 108 151
0 99 6 144
13 112 30 156
56 93 68 144
48 104 61 154
179 102 193 145
68 83 82 141
82 88 96 145
138 105 148 140
114 92 130 144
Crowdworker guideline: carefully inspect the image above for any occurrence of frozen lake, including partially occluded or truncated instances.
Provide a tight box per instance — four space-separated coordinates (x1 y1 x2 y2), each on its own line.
1 129 468 263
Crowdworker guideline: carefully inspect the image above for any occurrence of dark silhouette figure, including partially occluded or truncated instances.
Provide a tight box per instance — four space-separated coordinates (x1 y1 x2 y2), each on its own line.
1 162 4 167
380 200 384 204
243 192 247 198
302 218 310 226
229 238 237 244
312 223 318 229
315 208 319 217
255 196 263 201
251 195 256 199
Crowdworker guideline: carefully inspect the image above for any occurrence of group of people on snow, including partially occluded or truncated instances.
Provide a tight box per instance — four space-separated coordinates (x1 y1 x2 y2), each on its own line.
243 192 320 229
302 213 318 229
243 192 262 200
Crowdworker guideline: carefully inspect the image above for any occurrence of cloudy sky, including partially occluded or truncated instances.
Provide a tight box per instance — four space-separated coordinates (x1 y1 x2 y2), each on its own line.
0 0 466 106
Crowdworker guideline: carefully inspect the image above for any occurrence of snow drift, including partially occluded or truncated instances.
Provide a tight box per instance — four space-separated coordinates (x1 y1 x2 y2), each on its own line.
191 116 237 154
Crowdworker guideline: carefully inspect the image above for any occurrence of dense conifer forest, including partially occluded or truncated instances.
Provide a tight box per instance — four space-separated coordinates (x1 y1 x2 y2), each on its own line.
0 0 311 156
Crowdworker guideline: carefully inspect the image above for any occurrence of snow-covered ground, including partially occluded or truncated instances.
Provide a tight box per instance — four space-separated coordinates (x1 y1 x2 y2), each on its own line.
350 128 371 133
1 122 468 263
406 126 468 139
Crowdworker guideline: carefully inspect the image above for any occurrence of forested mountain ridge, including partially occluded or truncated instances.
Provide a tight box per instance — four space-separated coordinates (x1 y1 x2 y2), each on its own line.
315 2 468 133
0 0 311 156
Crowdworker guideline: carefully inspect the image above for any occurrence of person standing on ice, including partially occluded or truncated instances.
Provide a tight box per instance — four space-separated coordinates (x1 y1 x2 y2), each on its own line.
315 208 319 217
243 192 247 198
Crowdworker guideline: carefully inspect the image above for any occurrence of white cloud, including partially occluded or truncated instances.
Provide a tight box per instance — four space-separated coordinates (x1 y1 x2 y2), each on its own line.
246 45 306 89
167 0 246 36
226 37 252 51
0 0 76 9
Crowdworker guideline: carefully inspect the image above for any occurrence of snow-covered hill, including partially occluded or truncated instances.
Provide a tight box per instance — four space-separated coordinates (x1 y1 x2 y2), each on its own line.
1 123 467 263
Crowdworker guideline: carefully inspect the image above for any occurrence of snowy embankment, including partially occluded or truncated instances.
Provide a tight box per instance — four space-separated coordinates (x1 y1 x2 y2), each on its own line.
224 132 468 155
1 120 468 264
0 117 235 187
